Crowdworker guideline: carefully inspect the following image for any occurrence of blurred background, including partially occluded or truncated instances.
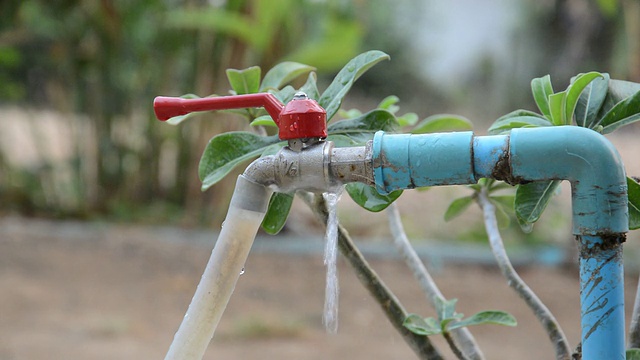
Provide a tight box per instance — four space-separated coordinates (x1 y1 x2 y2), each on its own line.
1 0 638 228
1 0 640 359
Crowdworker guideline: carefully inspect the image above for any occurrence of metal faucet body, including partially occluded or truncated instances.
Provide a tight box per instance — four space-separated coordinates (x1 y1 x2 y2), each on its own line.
243 140 372 193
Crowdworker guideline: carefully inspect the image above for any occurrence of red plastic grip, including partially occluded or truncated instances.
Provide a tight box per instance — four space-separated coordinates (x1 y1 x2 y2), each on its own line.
153 93 284 122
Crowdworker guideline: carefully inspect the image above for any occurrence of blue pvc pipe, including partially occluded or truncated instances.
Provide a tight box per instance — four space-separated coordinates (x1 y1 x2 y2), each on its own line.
372 126 628 360
580 235 625 360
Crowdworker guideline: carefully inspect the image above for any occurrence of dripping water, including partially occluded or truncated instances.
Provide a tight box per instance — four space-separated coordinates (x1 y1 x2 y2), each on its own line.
323 189 342 334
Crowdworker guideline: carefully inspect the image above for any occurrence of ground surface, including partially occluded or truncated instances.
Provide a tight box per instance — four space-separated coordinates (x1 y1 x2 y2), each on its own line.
1 217 638 360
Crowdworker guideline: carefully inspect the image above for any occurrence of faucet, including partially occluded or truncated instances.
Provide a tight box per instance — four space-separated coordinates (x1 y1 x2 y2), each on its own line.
154 93 628 360
154 92 373 192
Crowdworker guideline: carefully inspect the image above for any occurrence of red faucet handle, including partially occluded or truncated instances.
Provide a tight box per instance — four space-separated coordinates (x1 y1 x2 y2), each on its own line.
153 92 327 140
153 93 285 122
278 92 327 140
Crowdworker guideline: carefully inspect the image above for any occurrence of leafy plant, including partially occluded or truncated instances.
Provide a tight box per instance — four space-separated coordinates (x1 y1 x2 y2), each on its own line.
404 298 516 336
488 72 640 230
404 298 516 359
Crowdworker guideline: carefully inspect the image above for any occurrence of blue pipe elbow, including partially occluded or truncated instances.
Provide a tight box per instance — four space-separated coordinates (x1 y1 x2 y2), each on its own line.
508 126 627 235
372 127 628 235
372 126 628 360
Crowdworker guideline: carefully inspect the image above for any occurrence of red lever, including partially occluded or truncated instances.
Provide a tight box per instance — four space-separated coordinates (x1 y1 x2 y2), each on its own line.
154 93 284 123
153 92 327 140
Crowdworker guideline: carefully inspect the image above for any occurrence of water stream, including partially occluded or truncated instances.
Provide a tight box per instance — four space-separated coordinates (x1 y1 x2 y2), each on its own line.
322 189 342 334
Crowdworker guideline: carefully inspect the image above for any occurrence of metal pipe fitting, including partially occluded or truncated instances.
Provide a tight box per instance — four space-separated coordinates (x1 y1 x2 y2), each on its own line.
242 140 373 193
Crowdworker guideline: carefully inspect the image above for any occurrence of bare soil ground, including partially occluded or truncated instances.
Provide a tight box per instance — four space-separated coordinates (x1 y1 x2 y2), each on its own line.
1 217 638 360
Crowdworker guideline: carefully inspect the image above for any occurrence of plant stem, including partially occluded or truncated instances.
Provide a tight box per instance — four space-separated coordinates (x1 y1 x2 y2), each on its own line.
628 276 640 348
301 192 444 360
444 331 470 360
476 188 571 360
387 203 485 360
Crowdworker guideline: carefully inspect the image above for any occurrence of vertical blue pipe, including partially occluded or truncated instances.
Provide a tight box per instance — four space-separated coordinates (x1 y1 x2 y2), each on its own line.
372 127 628 359
579 235 626 360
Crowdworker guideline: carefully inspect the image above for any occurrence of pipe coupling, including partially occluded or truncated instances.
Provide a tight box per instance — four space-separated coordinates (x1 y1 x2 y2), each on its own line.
243 141 374 193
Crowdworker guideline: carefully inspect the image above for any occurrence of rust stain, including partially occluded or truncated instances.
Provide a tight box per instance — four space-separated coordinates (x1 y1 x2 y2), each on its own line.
490 151 529 185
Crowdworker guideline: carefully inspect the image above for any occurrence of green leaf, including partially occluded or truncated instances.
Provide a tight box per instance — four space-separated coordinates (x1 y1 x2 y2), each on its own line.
490 197 512 229
411 114 473 134
226 66 261 95
575 73 609 128
598 80 640 119
198 132 280 190
345 183 402 212
397 113 419 127
444 196 474 221
517 216 534 233
549 91 567 125
261 192 294 235
250 115 278 127
272 85 297 104
595 0 619 16
166 9 256 47
627 348 640 360
599 90 640 134
531 75 554 119
565 72 604 126
327 109 399 144
260 62 315 91
489 195 515 210
298 72 320 100
378 95 400 112
609 80 640 100
488 181 514 193
319 50 390 121
435 297 460 323
326 134 360 147
515 180 562 225
283 17 363 73
448 311 517 331
488 111 552 134
403 314 442 336
628 177 640 230
338 108 364 119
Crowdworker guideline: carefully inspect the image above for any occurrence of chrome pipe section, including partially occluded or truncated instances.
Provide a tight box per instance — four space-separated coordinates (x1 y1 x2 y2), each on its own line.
243 140 374 193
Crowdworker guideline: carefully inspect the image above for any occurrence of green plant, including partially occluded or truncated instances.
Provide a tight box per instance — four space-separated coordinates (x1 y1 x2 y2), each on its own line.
404 298 516 359
488 72 640 231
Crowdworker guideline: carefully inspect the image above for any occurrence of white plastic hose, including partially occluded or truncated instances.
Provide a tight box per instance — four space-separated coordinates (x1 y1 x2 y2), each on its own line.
165 176 271 360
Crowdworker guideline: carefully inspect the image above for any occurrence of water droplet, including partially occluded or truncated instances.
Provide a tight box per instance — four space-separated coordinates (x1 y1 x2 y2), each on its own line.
289 124 295 132
293 122 298 129
240 267 245 275
347 64 356 72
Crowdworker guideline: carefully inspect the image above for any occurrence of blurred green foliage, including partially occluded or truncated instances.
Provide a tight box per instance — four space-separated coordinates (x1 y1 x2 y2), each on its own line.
0 0 367 223
1 0 638 229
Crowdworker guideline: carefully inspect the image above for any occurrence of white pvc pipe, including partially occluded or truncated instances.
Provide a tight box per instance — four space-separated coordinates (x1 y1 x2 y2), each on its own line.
165 176 271 360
